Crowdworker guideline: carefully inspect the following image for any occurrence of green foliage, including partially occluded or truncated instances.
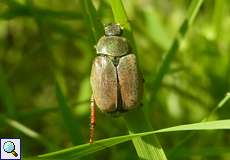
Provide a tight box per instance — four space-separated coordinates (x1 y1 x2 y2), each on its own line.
0 0 230 159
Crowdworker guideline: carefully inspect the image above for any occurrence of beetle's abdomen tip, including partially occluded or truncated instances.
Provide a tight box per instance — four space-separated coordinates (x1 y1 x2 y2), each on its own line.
107 109 128 117
106 104 142 117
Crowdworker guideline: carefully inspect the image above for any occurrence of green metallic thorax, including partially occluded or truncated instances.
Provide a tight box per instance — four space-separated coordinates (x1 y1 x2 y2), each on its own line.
96 36 129 57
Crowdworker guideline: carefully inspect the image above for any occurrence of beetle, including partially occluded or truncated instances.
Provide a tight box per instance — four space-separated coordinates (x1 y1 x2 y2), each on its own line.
89 23 143 143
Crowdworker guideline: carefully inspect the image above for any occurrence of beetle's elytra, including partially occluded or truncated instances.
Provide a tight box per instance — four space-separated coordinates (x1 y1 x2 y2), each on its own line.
90 23 143 115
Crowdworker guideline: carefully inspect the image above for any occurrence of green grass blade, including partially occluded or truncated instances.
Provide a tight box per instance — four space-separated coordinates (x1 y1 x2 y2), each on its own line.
35 119 230 160
0 0 19 7
109 0 136 51
151 0 204 98
187 0 204 26
212 0 225 40
204 92 230 121
154 120 230 132
109 0 128 26
109 0 167 159
144 8 171 50
0 2 82 20
217 92 230 108
55 82 83 145
0 114 53 149
80 0 103 44
124 109 167 160
0 67 16 118
17 100 88 118
169 92 230 156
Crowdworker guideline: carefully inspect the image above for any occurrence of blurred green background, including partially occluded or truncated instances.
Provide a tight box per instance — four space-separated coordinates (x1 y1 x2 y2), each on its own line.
0 0 229 159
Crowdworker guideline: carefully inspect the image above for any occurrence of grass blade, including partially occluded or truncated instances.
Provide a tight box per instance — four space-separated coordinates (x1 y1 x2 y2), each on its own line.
187 0 204 25
0 114 53 149
35 119 230 160
17 100 88 118
212 0 225 40
204 92 230 121
144 7 171 50
0 67 17 119
151 0 204 99
169 92 230 156
80 0 103 44
55 82 83 145
124 109 167 160
109 0 136 51
109 0 167 159
216 92 230 108
0 2 82 20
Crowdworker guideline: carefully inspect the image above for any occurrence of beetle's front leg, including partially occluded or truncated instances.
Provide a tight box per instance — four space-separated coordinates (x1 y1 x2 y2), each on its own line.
90 95 96 144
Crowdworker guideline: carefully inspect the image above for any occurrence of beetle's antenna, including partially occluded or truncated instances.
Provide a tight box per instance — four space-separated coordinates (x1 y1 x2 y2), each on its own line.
90 96 96 144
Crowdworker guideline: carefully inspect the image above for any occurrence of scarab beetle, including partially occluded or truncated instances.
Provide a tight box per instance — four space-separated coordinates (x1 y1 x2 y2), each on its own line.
89 23 143 143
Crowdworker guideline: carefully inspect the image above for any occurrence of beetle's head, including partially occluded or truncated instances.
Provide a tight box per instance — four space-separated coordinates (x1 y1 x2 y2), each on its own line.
104 23 122 36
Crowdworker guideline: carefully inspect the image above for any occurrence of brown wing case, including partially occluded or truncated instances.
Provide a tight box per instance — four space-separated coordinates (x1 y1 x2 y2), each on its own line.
90 56 117 112
117 54 143 110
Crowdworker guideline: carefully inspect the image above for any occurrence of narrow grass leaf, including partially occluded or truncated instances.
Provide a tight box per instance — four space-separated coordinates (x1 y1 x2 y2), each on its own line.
212 0 225 39
123 109 167 160
0 114 53 149
80 0 103 44
109 0 136 51
204 92 230 121
0 67 16 118
217 92 230 108
0 3 82 20
144 8 171 50
109 0 167 159
17 100 88 118
55 82 83 145
187 0 204 25
169 92 230 156
151 0 204 99
35 119 230 160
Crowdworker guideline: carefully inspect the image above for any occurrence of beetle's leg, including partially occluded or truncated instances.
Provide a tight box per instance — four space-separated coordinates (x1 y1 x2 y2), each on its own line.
90 95 96 144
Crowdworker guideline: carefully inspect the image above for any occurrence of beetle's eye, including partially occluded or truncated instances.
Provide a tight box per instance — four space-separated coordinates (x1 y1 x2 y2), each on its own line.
105 23 122 36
